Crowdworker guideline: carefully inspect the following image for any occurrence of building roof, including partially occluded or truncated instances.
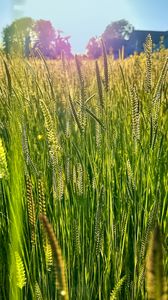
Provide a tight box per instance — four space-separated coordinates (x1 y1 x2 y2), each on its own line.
129 30 168 44
102 30 168 58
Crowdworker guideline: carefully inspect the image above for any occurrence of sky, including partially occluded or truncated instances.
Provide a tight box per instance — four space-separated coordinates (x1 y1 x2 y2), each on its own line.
0 0 168 53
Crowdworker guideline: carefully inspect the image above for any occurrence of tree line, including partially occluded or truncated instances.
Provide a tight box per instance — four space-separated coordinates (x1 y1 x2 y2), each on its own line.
1 18 134 59
2 17 72 59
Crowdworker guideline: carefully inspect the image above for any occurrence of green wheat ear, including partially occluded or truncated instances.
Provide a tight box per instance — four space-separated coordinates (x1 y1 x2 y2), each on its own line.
34 282 43 300
95 188 104 255
101 39 109 92
0 138 8 179
110 275 126 300
144 34 152 93
95 60 104 108
15 251 26 289
129 84 140 143
75 55 86 132
38 178 46 216
40 99 60 166
44 237 53 272
26 175 36 245
39 214 69 300
145 225 168 300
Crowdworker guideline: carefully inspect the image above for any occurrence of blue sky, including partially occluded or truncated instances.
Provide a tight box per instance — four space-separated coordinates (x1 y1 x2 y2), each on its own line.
0 0 168 53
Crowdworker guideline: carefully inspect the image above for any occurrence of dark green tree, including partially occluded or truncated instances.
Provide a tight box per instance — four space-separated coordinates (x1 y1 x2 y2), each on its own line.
24 35 31 58
2 25 13 55
2 17 34 57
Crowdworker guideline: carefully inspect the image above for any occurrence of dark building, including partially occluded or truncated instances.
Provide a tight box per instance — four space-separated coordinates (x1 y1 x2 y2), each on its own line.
127 30 168 53
107 30 168 58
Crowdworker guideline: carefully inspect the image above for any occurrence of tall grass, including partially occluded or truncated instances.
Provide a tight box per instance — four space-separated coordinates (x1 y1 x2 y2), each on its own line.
0 45 167 299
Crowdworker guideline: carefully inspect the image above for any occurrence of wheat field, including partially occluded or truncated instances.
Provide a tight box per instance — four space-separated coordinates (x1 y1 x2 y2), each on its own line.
0 39 167 300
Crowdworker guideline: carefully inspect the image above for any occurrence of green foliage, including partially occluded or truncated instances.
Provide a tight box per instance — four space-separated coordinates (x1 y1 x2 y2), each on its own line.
2 17 34 57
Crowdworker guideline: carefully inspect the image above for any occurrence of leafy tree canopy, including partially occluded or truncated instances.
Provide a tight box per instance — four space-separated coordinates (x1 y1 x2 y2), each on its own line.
86 37 102 59
102 19 134 41
2 17 72 59
2 17 34 56
85 19 134 59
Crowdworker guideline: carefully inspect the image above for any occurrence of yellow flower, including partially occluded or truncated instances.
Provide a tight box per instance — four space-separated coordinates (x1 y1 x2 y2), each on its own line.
37 134 43 141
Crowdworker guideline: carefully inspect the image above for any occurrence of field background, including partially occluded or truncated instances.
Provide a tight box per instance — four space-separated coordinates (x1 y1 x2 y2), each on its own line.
0 44 168 299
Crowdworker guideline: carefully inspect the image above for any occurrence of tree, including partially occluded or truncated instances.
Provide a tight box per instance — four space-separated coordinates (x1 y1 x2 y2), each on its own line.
2 18 72 59
2 17 34 57
102 19 134 41
33 20 56 58
24 35 31 58
101 19 134 57
33 21 72 59
54 31 72 59
86 37 102 59
2 25 13 55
